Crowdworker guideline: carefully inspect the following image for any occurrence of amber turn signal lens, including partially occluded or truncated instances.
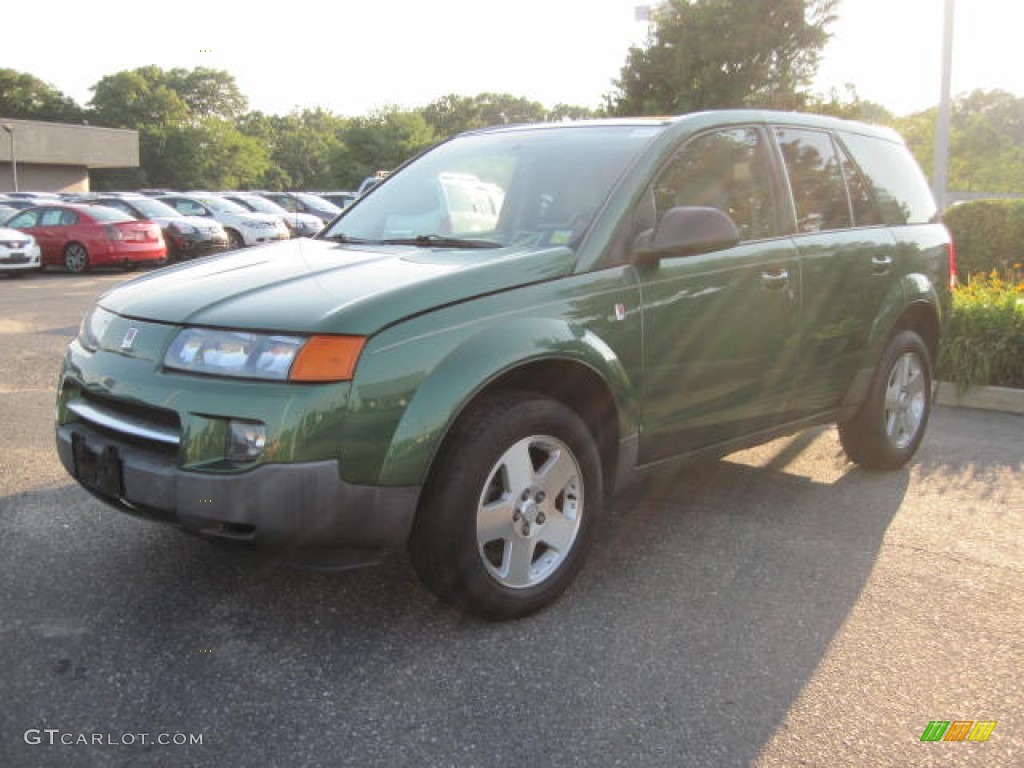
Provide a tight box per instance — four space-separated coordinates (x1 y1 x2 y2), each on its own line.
289 335 365 382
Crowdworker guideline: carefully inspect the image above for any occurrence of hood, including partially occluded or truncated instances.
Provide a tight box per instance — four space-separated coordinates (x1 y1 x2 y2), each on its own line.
151 216 221 230
222 211 282 226
179 215 224 230
288 212 323 227
98 237 575 336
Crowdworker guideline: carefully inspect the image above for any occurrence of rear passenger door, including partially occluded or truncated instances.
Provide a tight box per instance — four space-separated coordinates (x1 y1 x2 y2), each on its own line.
773 127 894 418
35 208 78 262
636 126 802 463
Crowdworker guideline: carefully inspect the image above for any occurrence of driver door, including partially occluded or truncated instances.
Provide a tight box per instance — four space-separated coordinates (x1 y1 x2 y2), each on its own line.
636 126 801 463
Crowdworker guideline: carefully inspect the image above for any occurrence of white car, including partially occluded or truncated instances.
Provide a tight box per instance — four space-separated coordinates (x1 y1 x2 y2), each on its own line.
221 193 323 238
0 227 42 275
158 194 290 249
383 172 504 238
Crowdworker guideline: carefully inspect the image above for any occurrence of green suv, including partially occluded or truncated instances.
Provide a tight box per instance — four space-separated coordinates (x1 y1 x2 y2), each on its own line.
56 111 953 619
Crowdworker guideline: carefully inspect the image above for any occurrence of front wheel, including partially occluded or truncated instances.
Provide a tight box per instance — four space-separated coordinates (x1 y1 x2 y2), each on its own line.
839 330 933 470
409 391 602 620
226 229 245 250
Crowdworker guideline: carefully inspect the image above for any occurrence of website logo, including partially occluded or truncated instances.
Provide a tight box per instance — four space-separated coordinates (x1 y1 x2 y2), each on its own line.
920 720 997 742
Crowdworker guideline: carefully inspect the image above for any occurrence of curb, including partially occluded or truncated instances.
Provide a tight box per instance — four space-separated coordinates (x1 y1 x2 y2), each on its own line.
935 382 1024 415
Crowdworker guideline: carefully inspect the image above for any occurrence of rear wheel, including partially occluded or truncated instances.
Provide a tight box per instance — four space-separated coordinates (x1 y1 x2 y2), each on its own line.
63 243 89 273
839 330 933 470
409 391 602 620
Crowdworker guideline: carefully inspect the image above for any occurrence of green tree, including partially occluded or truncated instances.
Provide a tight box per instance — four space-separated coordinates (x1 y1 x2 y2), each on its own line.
608 0 838 116
89 66 247 128
421 93 548 138
89 67 191 128
805 84 893 123
894 89 1024 195
144 118 269 189
267 109 346 190
0 69 84 122
545 103 602 122
88 66 264 189
166 67 247 121
333 108 437 187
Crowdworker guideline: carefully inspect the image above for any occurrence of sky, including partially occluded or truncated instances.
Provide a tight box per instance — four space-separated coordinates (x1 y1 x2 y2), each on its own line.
4 0 1021 119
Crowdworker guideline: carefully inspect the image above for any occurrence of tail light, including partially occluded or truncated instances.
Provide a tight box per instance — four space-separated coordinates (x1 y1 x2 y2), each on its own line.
948 240 958 289
108 224 154 242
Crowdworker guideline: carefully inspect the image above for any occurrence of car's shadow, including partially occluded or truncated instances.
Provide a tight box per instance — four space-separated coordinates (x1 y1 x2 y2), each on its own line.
2 429 909 767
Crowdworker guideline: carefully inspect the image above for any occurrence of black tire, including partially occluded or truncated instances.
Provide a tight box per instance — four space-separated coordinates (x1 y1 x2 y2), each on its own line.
839 330 933 470
226 229 245 250
63 242 90 273
409 391 602 620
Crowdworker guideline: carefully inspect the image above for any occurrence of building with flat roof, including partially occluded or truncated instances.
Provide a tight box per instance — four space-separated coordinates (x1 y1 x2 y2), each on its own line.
0 118 139 193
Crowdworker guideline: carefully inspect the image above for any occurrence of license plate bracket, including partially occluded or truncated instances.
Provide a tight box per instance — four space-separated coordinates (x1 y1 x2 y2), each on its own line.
72 432 124 498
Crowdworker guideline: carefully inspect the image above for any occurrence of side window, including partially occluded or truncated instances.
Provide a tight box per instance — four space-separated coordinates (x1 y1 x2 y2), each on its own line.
40 209 67 227
103 201 130 214
836 141 884 227
176 200 205 216
839 132 938 225
650 127 777 241
775 128 851 233
8 210 40 228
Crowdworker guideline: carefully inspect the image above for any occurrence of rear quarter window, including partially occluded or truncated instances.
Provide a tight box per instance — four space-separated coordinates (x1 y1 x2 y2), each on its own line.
837 132 938 225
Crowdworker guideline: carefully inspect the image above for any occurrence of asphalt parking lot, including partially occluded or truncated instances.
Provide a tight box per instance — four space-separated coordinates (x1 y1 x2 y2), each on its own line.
1 269 1021 767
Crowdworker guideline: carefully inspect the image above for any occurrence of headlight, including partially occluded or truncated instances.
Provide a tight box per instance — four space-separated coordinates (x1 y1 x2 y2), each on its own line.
79 306 116 351
242 220 275 230
171 222 199 236
163 328 365 382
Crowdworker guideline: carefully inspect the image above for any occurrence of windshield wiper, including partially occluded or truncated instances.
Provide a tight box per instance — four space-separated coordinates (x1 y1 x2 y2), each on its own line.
322 233 379 244
378 234 501 249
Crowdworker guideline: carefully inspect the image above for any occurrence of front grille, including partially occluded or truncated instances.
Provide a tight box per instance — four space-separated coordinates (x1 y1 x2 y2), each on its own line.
68 390 180 455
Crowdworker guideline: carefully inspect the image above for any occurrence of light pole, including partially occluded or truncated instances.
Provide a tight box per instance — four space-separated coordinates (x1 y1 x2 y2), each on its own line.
1 124 17 192
933 0 955 209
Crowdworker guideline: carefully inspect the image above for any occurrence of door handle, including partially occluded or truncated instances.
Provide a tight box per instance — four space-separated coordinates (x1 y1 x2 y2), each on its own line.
871 255 893 273
761 268 789 289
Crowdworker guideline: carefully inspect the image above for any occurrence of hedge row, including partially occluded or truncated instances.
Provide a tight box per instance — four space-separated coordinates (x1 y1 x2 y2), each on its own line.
937 274 1024 390
943 199 1024 280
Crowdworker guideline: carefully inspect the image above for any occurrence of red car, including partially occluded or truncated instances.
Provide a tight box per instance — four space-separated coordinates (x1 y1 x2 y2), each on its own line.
5 204 166 273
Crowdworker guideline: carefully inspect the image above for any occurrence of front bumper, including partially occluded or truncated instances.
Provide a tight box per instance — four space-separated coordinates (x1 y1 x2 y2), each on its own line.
175 233 229 259
0 246 42 271
240 229 290 246
56 422 420 556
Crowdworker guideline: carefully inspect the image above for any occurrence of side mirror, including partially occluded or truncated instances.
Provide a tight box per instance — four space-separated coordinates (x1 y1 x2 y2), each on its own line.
634 206 740 266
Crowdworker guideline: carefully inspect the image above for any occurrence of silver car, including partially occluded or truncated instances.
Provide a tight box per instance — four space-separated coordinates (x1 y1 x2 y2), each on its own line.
0 227 42 275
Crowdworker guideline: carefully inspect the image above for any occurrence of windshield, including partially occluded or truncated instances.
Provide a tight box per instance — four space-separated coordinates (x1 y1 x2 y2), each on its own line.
292 192 340 212
87 206 135 223
202 197 248 215
231 195 288 215
321 125 663 249
122 198 181 218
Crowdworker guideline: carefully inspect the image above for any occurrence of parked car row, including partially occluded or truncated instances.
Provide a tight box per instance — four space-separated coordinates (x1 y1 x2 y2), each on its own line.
0 188 361 274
